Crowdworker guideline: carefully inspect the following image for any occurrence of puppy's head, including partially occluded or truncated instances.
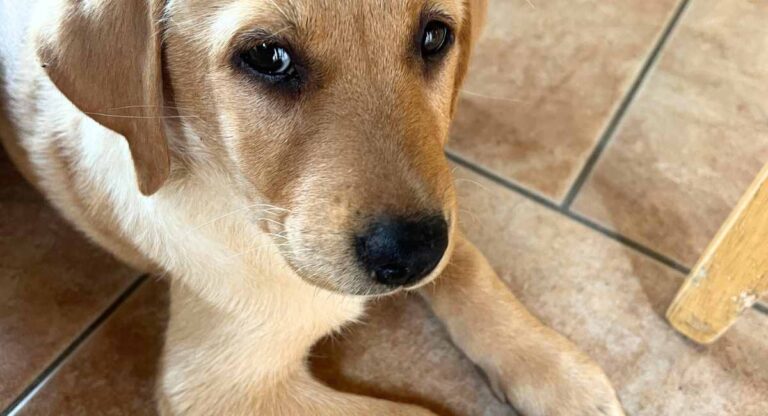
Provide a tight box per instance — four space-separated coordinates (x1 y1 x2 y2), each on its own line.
36 0 487 295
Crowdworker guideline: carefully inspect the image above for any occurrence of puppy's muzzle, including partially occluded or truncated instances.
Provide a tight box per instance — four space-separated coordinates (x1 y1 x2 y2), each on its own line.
355 215 449 287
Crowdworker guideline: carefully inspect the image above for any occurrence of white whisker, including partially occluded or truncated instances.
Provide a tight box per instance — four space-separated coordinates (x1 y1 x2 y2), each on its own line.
186 203 288 234
84 110 202 120
460 89 523 103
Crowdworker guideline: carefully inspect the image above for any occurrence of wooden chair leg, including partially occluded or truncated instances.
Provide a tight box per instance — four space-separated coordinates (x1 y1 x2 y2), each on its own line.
667 163 768 344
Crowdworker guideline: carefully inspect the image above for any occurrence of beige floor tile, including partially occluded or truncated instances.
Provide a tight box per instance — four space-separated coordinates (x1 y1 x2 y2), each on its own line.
453 166 767 415
573 0 768 266
450 0 681 200
0 152 138 410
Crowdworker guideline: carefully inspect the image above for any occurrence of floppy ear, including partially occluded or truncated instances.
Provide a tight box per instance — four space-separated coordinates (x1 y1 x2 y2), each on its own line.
452 0 488 115
36 0 170 195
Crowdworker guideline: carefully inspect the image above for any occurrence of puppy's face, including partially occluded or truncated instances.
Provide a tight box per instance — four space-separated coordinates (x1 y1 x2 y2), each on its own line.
39 0 483 296
160 0 481 295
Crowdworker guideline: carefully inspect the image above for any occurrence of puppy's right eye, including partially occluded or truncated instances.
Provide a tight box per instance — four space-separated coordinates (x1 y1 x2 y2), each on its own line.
240 42 295 78
420 20 452 59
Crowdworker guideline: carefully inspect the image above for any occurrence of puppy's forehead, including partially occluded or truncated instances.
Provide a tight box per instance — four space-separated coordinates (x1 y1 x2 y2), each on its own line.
170 0 465 57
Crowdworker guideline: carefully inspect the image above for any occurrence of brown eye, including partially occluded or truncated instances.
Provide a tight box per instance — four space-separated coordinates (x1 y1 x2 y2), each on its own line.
421 21 452 57
241 42 294 76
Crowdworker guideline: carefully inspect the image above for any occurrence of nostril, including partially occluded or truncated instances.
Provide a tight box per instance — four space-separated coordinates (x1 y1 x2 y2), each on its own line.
375 264 410 286
356 215 449 287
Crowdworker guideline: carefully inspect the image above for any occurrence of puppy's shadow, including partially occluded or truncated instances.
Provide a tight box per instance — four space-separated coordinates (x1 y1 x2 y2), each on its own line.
310 295 458 416
310 294 516 416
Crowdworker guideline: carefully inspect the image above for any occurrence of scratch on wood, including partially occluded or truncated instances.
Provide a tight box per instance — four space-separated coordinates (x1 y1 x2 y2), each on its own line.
738 291 758 311
686 315 713 334
691 267 708 286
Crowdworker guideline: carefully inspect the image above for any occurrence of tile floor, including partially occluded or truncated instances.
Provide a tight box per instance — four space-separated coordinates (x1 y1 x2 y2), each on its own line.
1 0 767 415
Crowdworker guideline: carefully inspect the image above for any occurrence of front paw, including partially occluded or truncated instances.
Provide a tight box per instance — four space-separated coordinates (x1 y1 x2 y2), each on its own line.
481 347 625 416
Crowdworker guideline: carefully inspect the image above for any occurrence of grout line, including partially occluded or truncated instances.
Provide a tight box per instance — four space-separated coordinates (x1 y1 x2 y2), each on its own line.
561 0 692 209
448 153 563 212
1 274 149 416
447 151 690 274
755 302 768 316
566 211 690 275
449 151 768 318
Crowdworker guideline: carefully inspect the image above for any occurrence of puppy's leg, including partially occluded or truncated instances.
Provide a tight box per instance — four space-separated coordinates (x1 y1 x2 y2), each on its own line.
158 368 434 416
419 233 625 416
158 283 435 416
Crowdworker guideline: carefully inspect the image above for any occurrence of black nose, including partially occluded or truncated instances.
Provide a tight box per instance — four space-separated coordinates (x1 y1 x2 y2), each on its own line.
356 215 449 287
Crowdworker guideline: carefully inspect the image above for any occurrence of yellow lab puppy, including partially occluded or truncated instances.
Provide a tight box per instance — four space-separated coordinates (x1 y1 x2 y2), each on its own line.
0 0 624 414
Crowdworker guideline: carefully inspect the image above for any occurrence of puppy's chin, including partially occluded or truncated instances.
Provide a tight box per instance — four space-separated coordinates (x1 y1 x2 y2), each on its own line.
287 264 405 297
273 252 401 297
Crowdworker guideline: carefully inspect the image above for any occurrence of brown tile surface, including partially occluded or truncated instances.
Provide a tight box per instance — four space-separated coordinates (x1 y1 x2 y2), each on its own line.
12 165 768 415
573 0 768 266
0 152 138 410
450 166 767 415
450 0 682 200
16 277 165 416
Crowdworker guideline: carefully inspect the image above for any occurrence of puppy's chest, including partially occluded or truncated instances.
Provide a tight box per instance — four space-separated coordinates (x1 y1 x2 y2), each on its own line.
277 283 368 334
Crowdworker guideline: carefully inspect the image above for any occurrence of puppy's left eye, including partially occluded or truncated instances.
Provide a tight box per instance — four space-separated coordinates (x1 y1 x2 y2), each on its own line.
241 42 295 77
421 21 452 58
